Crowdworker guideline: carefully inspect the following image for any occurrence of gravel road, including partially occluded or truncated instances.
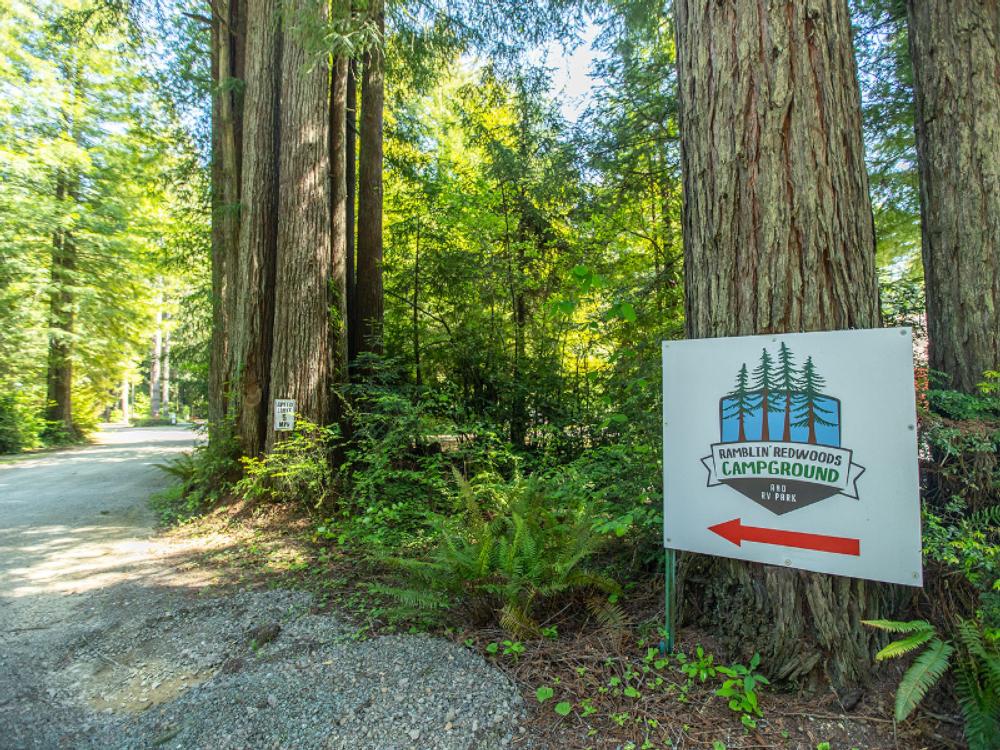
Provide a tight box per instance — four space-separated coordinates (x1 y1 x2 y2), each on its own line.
0 427 526 750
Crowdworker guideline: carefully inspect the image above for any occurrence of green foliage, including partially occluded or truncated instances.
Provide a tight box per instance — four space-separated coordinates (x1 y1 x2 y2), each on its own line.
551 441 663 564
922 506 1000 626
320 360 523 550
714 653 768 729
0 389 46 454
921 375 1000 519
371 472 621 637
235 420 337 512
866 617 999 748
153 423 240 523
0 0 210 449
678 645 716 683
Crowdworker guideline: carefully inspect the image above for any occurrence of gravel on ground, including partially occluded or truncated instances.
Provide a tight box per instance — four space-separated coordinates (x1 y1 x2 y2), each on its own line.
0 427 526 750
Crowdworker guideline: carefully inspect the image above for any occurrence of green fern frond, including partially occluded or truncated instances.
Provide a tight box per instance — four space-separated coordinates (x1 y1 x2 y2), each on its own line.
875 629 936 661
499 602 540 639
863 619 935 635
956 619 992 663
895 638 954 722
586 595 626 630
954 657 1000 750
967 505 1000 531
367 583 452 611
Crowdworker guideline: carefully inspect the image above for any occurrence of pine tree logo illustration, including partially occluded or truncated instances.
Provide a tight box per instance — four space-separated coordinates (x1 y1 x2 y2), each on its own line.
701 344 865 515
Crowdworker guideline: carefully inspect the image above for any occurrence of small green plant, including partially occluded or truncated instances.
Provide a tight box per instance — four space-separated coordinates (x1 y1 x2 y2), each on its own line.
679 645 716 682
715 653 768 729
502 640 525 660
554 701 572 717
541 625 559 640
235 419 336 512
864 618 999 749
535 685 554 703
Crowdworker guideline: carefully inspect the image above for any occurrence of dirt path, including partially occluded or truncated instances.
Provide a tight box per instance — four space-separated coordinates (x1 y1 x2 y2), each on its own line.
0 426 199 601
0 427 524 750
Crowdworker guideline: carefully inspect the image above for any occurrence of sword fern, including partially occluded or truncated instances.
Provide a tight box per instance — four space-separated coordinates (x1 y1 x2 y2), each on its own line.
865 618 999 750
372 472 621 638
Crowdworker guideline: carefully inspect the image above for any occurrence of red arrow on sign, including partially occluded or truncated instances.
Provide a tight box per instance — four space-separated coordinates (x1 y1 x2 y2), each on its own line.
708 518 861 556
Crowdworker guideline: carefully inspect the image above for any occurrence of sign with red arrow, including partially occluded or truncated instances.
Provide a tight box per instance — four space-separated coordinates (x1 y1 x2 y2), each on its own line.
662 328 923 586
708 518 860 556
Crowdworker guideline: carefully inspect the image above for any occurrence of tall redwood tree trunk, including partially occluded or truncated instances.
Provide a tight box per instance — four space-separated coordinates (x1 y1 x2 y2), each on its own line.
353 0 385 360
229 0 281 456
268 0 332 443
346 61 358 363
208 9 226 425
208 0 245 428
675 0 884 690
908 0 1000 394
330 47 350 425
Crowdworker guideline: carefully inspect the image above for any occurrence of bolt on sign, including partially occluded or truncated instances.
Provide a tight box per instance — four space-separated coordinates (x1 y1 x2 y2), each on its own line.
274 399 296 432
662 328 922 586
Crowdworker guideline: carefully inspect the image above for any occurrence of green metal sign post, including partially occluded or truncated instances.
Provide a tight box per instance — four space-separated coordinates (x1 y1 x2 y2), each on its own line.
662 548 676 654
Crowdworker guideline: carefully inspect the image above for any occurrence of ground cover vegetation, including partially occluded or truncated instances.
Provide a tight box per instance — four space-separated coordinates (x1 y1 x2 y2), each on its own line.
3 0 998 747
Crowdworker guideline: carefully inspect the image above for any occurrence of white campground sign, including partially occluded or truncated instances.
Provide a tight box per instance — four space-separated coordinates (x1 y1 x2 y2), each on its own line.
274 399 296 432
662 328 923 586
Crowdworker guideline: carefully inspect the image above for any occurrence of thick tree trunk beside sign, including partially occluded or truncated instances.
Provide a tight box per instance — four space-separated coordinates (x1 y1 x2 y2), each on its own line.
675 0 884 690
268 0 332 444
229 0 282 456
908 0 1000 394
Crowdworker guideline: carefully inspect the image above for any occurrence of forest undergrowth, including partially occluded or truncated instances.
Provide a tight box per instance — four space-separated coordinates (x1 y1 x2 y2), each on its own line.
154 362 998 750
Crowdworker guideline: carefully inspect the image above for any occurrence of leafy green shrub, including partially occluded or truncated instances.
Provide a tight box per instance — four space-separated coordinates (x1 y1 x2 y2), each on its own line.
326 362 521 550
372 472 622 637
153 422 241 523
234 419 336 512
923 505 1000 627
922 374 1000 513
550 441 663 564
0 389 44 453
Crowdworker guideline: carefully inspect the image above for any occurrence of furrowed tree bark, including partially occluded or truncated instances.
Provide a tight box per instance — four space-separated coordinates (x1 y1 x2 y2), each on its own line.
228 0 281 456
675 0 884 691
330 48 350 427
208 0 245 429
346 60 358 363
208 9 226 425
268 0 332 444
353 0 385 361
908 0 1000 394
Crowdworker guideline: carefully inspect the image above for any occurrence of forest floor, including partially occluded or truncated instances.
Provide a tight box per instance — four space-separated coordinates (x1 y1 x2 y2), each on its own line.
0 427 522 750
0 427 964 750
156 500 965 750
